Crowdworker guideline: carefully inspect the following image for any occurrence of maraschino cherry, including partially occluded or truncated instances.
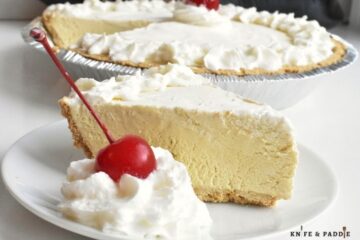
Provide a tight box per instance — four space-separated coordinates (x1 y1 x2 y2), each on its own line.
187 0 219 10
30 28 156 182
186 0 203 6
203 0 219 10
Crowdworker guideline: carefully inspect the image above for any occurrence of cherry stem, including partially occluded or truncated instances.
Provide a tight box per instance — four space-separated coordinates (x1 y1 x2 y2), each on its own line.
30 27 116 144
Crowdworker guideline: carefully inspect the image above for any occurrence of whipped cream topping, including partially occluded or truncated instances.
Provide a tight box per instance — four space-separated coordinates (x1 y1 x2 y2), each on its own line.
65 64 292 136
59 147 212 239
77 2 335 71
45 0 175 21
80 21 290 70
63 64 294 145
70 64 210 102
173 3 230 27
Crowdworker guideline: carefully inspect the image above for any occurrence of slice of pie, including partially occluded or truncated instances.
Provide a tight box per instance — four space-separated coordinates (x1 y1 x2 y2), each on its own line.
59 64 298 207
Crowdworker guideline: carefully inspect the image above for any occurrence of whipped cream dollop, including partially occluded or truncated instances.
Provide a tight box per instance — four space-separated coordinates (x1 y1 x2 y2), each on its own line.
173 3 230 27
45 0 175 21
59 147 212 239
77 2 335 71
69 64 210 103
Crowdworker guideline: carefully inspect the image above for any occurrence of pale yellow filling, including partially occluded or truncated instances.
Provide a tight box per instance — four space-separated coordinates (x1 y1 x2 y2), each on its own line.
43 14 152 48
65 101 297 205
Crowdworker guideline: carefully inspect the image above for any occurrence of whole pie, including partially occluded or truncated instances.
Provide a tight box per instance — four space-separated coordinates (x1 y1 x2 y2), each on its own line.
43 0 346 76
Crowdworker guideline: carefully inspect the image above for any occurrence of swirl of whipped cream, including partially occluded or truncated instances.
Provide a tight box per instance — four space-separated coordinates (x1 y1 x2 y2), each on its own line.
70 64 211 103
173 2 231 27
217 4 244 19
59 147 212 239
81 33 116 55
204 46 282 71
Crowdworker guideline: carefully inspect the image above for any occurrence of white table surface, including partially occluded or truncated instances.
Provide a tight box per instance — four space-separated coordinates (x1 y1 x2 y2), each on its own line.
0 21 359 240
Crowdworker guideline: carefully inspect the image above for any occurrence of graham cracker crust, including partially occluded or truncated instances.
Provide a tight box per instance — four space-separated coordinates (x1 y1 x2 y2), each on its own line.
195 188 276 207
42 14 64 49
59 99 278 207
59 99 93 158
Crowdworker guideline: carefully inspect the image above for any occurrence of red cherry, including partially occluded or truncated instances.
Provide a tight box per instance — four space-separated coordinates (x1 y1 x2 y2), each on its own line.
186 0 219 10
204 0 219 10
186 0 203 6
95 135 156 181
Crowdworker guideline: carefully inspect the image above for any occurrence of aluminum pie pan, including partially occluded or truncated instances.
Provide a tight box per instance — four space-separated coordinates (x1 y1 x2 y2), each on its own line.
22 17 358 109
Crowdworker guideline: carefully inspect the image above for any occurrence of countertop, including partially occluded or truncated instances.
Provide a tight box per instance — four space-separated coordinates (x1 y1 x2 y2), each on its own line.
0 21 359 240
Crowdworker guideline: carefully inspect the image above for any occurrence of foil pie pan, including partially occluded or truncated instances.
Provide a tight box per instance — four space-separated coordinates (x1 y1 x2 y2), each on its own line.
22 18 358 109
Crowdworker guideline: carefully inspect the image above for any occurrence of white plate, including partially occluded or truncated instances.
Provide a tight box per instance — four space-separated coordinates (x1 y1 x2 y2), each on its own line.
1 120 337 240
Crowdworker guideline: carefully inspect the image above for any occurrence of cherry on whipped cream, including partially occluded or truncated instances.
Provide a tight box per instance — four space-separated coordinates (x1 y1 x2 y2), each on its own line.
96 135 156 181
30 28 156 181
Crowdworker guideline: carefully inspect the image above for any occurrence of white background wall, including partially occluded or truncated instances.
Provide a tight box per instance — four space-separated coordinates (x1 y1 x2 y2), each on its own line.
350 0 360 27
0 0 45 20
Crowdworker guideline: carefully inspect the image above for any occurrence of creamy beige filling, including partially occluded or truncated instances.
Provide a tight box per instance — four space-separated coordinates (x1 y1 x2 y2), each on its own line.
65 101 297 204
42 14 153 48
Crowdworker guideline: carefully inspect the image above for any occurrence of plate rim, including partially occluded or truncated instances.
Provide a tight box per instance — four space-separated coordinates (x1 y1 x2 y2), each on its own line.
1 120 339 240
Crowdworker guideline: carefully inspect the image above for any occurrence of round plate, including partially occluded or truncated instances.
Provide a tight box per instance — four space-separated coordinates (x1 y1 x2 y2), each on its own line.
1 121 338 240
